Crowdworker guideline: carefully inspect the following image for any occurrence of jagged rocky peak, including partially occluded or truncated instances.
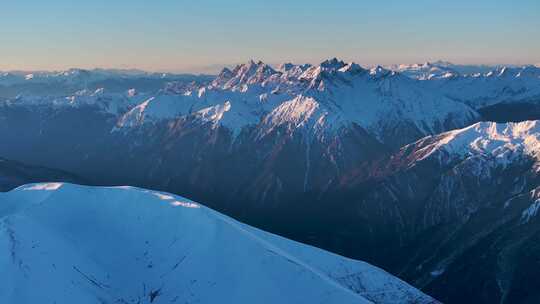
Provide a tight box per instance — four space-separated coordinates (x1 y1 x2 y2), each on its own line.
217 66 233 79
298 58 366 87
211 67 235 86
232 60 276 78
338 62 366 75
277 62 296 72
369 65 393 79
320 57 347 70
216 60 278 89
271 63 311 83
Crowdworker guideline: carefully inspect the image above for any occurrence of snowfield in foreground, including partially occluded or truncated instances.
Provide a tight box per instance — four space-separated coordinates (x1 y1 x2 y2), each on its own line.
0 183 437 304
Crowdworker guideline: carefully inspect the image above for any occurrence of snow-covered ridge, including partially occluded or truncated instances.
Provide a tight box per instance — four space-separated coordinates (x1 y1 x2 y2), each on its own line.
0 183 437 304
112 58 478 139
388 61 462 80
5 59 540 142
388 61 538 80
410 120 540 165
4 88 149 115
394 63 540 108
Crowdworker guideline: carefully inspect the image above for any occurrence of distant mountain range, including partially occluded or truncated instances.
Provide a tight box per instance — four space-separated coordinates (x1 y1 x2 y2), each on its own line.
387 61 509 79
1 58 539 303
0 68 212 98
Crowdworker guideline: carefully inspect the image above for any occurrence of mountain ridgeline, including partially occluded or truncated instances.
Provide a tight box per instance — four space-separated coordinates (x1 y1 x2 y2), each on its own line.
1 59 540 303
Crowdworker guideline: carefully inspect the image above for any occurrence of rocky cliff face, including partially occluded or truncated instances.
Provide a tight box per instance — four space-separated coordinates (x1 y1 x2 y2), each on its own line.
331 121 540 303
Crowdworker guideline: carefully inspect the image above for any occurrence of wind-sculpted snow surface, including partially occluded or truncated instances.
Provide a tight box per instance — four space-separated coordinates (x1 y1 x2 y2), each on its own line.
0 183 437 304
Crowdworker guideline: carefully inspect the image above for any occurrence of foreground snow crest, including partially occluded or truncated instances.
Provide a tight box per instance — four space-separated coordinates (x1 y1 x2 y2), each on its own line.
0 183 437 304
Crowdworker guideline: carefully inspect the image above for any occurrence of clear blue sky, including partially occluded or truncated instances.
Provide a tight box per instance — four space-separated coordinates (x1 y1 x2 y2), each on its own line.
1 0 539 73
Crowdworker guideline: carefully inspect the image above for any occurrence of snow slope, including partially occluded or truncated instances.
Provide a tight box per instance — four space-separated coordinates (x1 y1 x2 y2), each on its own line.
404 120 540 167
0 183 437 304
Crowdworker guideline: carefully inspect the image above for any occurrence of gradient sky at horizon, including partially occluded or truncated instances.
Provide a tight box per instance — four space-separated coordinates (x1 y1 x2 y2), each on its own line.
1 0 539 73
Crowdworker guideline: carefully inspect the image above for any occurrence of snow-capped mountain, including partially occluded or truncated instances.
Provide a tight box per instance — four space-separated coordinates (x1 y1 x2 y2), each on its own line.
8 59 479 146
5 87 150 115
389 62 540 117
388 62 540 122
0 59 484 223
2 59 540 304
0 183 437 304
1 60 538 223
7 59 540 144
400 120 540 166
388 61 501 80
388 61 461 80
335 121 540 304
426 66 540 108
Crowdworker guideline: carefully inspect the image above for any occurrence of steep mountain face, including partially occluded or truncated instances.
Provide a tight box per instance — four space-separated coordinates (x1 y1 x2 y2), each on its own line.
0 158 82 191
0 183 437 304
331 121 540 304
